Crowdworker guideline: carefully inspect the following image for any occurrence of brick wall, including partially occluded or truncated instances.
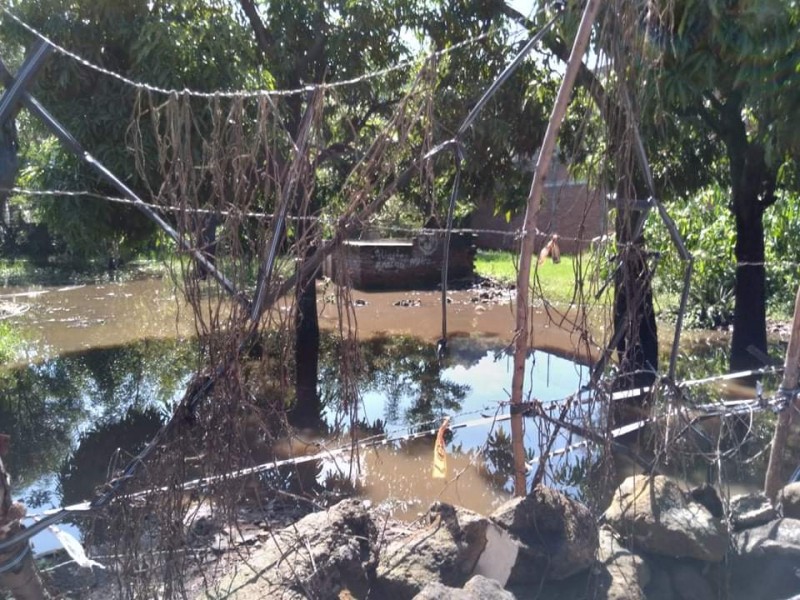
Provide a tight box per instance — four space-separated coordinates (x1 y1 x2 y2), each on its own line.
468 163 607 255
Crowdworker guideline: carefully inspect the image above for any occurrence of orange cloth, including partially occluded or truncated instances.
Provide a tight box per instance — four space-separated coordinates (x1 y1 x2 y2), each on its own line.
432 417 450 479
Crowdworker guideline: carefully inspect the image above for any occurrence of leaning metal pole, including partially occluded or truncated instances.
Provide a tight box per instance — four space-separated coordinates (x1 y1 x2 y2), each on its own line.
509 0 602 496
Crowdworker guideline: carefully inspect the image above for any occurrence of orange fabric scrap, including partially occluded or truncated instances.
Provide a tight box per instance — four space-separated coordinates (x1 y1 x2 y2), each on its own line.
432 417 450 479
537 234 561 266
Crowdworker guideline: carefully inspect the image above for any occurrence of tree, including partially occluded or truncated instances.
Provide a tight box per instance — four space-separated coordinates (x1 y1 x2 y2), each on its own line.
647 0 800 371
1 0 258 261
237 0 558 425
501 2 662 391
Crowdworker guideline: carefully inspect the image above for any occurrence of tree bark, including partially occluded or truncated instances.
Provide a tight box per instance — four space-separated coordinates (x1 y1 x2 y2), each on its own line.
729 143 771 372
0 119 19 248
613 204 658 390
291 243 323 429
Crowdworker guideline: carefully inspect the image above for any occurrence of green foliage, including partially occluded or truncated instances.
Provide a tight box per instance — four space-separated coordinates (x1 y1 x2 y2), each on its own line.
646 186 736 328
0 321 23 363
647 185 800 326
1 0 259 262
763 190 800 315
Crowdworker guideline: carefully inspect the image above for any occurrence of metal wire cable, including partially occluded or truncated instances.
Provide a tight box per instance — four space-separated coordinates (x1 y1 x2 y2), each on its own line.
2 7 523 99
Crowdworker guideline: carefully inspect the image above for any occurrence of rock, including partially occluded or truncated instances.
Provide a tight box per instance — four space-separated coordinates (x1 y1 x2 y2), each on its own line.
462 575 516 599
413 575 516 599
730 492 777 531
689 484 724 518
780 482 800 519
376 503 490 599
668 560 715 600
730 518 800 600
644 558 717 600
490 485 598 584
209 498 377 600
592 525 649 600
603 475 728 562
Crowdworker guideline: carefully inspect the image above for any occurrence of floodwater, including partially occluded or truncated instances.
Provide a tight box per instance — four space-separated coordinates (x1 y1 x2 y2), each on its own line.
2 275 597 360
0 275 771 553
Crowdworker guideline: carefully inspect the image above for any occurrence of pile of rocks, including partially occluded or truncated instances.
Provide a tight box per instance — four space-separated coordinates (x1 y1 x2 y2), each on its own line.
208 477 800 599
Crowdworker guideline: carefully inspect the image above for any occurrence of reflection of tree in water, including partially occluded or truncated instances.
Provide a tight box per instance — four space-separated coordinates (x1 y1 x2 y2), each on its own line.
59 408 164 507
347 335 470 430
0 339 197 496
0 364 84 489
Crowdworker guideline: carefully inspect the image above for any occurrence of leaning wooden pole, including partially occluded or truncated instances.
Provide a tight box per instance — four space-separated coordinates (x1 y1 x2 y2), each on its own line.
764 284 800 500
509 0 602 496
0 435 50 600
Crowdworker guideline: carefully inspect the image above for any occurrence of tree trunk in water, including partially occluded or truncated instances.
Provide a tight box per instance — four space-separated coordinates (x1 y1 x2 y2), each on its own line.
610 196 658 429
292 243 323 430
0 119 19 249
613 210 658 391
729 147 770 373
607 104 658 403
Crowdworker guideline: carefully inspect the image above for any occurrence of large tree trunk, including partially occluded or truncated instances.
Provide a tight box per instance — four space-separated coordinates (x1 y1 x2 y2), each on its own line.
607 94 658 399
613 204 658 391
0 119 19 248
291 244 323 429
729 144 771 372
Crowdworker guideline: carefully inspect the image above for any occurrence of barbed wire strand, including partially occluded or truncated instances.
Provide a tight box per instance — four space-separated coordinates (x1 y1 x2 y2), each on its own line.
1 7 527 99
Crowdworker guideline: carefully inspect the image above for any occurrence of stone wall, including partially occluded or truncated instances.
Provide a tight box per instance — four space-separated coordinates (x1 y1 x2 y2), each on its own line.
324 233 475 291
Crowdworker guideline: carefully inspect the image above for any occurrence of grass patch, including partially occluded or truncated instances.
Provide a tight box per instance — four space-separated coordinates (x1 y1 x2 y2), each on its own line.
0 321 25 363
474 249 610 305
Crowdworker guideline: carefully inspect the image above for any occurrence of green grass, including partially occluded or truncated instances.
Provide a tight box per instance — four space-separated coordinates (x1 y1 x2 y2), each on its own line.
0 321 24 363
474 250 610 305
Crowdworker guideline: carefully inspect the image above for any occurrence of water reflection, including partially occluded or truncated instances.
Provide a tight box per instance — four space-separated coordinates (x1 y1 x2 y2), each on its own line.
348 337 589 516
3 332 591 548
2 339 198 552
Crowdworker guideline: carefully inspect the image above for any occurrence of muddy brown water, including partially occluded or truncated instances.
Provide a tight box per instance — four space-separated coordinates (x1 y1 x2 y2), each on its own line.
2 276 598 360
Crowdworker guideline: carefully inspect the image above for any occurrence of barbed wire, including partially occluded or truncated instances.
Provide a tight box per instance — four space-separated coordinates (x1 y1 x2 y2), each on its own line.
1 187 606 244
11 185 800 270
2 7 527 99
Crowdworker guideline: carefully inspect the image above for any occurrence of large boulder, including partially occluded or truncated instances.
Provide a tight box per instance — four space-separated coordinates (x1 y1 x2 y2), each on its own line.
490 485 598 584
779 482 800 519
592 525 649 600
413 575 516 600
376 502 491 599
729 492 777 531
208 498 377 600
730 518 800 600
603 475 728 562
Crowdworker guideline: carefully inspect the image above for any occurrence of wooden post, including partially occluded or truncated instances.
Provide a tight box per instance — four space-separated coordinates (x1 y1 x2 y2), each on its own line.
764 285 800 500
0 435 50 600
509 0 602 496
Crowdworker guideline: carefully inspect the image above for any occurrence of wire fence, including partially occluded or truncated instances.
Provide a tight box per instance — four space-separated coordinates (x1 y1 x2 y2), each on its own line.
0 2 793 597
